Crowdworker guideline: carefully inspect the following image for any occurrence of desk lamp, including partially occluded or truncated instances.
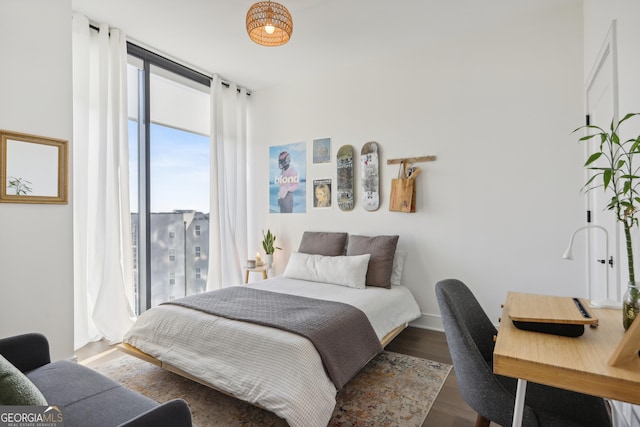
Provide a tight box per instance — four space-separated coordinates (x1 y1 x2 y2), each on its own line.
562 225 619 308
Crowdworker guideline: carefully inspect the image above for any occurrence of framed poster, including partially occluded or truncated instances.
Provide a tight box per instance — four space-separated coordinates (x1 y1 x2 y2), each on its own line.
313 137 331 164
269 142 306 213
313 178 332 209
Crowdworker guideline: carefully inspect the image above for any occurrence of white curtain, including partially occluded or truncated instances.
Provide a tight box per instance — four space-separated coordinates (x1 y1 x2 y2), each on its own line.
208 75 249 289
72 14 136 348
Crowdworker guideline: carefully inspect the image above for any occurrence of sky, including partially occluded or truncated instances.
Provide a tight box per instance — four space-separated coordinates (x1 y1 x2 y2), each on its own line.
129 121 210 214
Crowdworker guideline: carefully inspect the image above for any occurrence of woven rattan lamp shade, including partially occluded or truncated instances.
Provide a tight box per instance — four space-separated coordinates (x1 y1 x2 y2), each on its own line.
246 1 293 47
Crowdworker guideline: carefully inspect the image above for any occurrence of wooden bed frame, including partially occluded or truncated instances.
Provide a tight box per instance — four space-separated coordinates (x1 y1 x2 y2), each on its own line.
116 322 407 406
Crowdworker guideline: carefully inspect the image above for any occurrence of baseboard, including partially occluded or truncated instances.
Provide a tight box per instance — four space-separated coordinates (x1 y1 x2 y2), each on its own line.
408 313 499 333
409 313 444 332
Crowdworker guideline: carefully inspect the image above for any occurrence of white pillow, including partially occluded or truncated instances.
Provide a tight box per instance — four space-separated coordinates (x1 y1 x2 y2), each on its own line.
283 252 371 289
390 250 407 286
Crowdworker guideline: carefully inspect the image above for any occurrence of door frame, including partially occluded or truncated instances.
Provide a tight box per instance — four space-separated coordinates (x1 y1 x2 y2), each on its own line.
584 20 620 302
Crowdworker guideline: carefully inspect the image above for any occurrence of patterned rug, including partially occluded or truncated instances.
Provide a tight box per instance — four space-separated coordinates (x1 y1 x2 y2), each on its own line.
90 351 451 427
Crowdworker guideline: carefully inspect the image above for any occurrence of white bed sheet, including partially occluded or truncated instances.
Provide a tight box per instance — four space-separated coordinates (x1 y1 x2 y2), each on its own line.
123 277 422 427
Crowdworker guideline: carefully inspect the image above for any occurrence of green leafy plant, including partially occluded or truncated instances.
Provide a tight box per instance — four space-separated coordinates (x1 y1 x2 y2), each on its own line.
575 113 640 329
7 177 32 195
261 229 281 255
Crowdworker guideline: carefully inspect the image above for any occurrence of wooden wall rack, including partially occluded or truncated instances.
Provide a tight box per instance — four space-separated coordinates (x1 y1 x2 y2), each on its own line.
387 156 436 165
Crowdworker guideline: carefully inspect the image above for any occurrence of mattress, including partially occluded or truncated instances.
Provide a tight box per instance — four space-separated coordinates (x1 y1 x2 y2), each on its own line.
123 277 422 427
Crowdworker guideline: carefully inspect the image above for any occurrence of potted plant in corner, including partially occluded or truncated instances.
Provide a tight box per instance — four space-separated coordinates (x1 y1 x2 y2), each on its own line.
576 113 640 330
261 229 281 269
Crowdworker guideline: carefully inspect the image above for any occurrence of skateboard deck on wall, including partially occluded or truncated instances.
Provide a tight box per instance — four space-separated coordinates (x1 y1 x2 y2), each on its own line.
360 141 379 211
337 145 354 211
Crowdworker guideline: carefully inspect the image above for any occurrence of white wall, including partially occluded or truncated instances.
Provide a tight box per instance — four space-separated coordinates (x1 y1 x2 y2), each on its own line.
0 0 74 360
247 1 586 329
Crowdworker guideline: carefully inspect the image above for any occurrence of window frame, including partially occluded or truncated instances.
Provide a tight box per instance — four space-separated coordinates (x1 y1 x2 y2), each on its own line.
128 43 211 314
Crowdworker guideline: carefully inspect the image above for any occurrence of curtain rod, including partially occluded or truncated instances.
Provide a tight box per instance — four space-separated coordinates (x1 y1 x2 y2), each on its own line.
88 24 250 95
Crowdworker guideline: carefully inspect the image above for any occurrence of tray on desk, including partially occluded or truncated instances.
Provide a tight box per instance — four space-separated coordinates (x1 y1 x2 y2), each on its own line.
507 293 598 337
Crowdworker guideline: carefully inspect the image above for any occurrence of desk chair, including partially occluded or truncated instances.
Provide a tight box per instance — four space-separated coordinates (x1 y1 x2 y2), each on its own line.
435 279 612 427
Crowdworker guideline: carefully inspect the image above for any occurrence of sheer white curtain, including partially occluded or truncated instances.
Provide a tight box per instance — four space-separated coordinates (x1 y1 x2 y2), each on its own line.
208 75 249 289
72 14 136 348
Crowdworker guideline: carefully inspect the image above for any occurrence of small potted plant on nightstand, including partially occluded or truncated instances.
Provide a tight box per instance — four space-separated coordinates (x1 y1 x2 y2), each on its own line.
261 229 281 269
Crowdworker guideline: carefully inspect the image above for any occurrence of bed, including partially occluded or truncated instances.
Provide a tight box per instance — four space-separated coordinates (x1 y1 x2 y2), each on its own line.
120 232 422 427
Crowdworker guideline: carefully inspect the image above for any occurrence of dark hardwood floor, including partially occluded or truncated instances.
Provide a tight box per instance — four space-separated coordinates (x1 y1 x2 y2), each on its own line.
76 326 478 426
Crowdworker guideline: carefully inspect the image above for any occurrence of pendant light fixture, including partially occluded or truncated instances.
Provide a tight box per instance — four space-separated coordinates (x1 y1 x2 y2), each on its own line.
246 1 293 47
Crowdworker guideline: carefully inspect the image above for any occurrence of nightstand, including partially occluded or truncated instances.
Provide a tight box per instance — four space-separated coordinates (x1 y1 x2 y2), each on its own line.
244 265 268 283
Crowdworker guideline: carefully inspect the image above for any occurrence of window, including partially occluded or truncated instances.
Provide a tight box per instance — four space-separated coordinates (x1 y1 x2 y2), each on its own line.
195 268 201 280
128 44 211 312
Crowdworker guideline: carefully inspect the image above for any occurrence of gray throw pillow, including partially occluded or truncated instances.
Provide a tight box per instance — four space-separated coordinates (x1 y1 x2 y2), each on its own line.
0 354 47 406
298 231 348 256
347 235 399 288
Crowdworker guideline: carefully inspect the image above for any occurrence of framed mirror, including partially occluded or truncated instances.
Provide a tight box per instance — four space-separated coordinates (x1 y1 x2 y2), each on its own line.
0 130 68 204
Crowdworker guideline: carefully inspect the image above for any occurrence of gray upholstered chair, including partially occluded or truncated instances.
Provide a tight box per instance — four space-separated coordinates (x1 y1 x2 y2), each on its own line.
435 278 612 427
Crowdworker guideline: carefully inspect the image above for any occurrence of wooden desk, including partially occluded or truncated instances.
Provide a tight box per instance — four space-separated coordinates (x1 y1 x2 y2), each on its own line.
244 266 268 283
494 292 640 427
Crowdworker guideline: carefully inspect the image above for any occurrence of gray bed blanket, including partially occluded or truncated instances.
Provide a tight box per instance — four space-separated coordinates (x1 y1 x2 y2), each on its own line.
164 286 383 390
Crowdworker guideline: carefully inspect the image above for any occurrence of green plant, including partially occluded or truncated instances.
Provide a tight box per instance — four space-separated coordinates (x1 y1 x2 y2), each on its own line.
576 113 640 281
575 113 640 329
261 229 281 255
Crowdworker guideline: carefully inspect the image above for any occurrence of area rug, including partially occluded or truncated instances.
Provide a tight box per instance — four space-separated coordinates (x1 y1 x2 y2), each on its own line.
90 351 451 427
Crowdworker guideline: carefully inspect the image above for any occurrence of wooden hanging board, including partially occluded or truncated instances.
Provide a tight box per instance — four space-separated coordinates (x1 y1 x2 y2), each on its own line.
387 156 436 165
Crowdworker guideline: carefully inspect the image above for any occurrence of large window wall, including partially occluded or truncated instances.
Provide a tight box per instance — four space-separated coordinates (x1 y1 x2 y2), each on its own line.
127 44 211 313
